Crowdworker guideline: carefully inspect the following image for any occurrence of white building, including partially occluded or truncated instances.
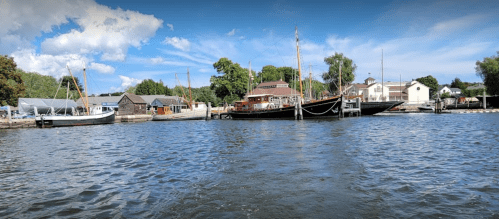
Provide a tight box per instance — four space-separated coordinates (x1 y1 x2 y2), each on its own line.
405 81 430 104
438 86 461 97
364 83 390 102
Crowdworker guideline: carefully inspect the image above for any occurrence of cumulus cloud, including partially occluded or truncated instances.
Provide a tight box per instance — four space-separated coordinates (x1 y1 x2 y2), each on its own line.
167 23 174 31
162 37 191 51
40 4 163 61
118 75 142 91
88 62 115 74
227 29 236 36
10 49 89 79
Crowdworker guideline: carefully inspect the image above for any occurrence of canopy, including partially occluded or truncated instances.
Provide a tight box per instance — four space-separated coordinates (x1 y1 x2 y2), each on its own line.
18 98 77 116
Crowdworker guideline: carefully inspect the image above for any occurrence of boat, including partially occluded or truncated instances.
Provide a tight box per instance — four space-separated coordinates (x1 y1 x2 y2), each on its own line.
230 94 342 119
228 27 342 120
35 66 115 128
418 104 434 111
359 101 404 115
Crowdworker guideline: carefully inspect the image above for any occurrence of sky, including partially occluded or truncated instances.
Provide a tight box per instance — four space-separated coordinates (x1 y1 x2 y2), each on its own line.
1 0 498 95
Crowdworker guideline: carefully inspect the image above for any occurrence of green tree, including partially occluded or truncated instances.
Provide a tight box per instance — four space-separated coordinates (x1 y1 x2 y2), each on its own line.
125 86 136 94
258 65 280 82
476 52 499 95
135 79 171 95
416 75 439 97
462 88 486 97
21 70 80 100
322 53 357 93
440 92 451 98
450 77 467 90
0 55 26 106
195 86 222 107
210 58 252 103
60 75 84 92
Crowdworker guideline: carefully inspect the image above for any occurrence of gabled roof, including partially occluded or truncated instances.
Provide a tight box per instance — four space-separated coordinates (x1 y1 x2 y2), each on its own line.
250 87 299 96
139 95 173 104
120 93 147 104
152 98 181 106
365 77 375 81
76 95 122 107
467 84 486 90
449 88 461 92
351 83 368 89
256 80 289 88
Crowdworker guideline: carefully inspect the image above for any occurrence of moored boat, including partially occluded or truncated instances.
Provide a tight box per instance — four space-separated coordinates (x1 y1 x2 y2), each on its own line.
36 109 115 128
360 101 405 115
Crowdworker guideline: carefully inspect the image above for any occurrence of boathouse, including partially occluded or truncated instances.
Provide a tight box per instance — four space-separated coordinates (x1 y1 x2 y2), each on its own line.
118 93 147 115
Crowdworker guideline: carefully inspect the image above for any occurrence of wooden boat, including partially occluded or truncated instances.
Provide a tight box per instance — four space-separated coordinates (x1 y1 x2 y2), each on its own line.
229 94 342 119
418 104 434 111
36 109 115 128
35 66 115 128
360 101 405 115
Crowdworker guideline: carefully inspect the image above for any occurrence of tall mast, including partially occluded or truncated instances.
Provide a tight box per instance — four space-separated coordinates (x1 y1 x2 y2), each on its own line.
187 68 192 111
339 61 342 95
83 65 89 114
382 49 384 101
309 64 312 100
176 73 191 110
295 26 303 99
248 61 252 95
67 66 88 115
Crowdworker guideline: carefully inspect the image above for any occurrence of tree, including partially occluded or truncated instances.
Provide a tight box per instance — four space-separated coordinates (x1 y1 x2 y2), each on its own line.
450 77 466 90
440 92 451 98
60 76 84 92
322 53 356 93
135 79 171 95
0 55 26 106
210 58 252 103
476 52 499 95
195 86 222 107
125 86 136 94
258 65 280 82
20 70 80 100
416 75 438 97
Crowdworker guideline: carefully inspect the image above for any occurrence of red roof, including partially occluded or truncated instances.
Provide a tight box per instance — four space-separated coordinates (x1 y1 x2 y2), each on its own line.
249 87 299 96
351 84 368 89
256 80 289 88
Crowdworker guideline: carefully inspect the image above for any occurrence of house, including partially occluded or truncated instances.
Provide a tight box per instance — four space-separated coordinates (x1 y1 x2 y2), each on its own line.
346 77 389 102
467 84 486 90
151 97 187 114
438 86 461 97
405 81 430 104
247 80 300 104
388 86 408 101
118 93 147 115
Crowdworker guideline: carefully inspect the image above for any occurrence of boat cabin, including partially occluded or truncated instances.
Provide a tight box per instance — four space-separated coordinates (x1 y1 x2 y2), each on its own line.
234 94 275 111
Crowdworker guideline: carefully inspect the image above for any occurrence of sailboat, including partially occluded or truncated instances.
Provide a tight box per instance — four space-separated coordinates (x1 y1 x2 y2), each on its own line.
229 27 342 119
35 66 115 128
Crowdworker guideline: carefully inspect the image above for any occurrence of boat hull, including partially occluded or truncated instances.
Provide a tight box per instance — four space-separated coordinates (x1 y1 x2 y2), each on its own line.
35 111 115 128
229 97 341 120
360 101 405 115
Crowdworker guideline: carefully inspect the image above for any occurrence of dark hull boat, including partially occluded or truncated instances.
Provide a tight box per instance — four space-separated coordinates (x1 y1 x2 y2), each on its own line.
360 101 405 115
35 111 115 128
229 97 342 120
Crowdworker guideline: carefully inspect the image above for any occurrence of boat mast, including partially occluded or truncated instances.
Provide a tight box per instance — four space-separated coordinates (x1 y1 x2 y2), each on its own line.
83 65 89 114
309 64 312 100
66 66 89 115
187 68 192 111
339 60 342 95
295 26 303 99
382 49 384 102
176 73 191 110
248 61 252 95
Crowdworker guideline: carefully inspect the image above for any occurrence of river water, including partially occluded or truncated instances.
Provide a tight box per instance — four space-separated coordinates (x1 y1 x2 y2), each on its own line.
1 113 499 218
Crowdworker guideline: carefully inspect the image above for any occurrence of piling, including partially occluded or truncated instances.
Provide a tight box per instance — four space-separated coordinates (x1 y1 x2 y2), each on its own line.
50 107 55 115
357 97 362 116
484 90 487 109
294 103 297 120
7 105 12 122
206 102 211 120
298 100 303 120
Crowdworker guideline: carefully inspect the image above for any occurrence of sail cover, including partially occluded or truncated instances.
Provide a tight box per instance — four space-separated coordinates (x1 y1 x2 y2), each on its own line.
18 98 77 116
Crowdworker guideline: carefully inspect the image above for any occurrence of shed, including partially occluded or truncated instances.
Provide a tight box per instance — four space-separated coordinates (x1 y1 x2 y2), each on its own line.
118 93 147 115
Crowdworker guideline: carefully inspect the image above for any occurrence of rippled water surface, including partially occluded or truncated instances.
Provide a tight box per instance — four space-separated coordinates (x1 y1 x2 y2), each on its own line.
1 113 499 218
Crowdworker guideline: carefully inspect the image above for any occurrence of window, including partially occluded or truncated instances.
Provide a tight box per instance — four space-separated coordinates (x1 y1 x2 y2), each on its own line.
417 87 420 90
195 103 199 108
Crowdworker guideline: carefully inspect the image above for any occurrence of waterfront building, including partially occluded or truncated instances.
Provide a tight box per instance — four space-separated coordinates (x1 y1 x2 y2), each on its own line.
438 86 461 97
118 93 147 115
245 80 300 104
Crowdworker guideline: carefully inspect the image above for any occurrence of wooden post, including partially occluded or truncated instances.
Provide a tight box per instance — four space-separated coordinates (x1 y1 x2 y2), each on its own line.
51 107 55 115
206 102 211 120
298 100 303 120
34 107 38 116
7 105 11 122
357 97 361 117
484 89 487 109
294 102 298 120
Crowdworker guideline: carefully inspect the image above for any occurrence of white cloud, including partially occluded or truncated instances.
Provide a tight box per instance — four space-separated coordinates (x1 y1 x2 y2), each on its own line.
160 50 213 65
118 75 142 91
167 23 174 31
163 37 191 51
227 29 236 36
41 4 163 61
88 62 115 74
10 49 89 79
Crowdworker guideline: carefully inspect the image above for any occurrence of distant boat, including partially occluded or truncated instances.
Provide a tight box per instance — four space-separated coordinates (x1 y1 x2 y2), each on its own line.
418 104 434 111
35 66 115 128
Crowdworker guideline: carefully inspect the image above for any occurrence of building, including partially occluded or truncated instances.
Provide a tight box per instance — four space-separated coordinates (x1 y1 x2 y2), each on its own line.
345 77 389 102
438 86 461 97
118 93 147 115
247 80 300 104
405 81 430 104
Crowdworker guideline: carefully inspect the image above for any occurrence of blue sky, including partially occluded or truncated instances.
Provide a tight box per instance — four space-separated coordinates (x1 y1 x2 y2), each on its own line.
2 0 498 95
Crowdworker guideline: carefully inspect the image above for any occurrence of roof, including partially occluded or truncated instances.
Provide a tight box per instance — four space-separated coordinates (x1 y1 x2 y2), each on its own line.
139 95 173 104
76 96 122 107
365 77 375 81
406 81 429 89
256 80 289 88
350 83 368 89
449 88 461 92
248 94 274 98
120 93 147 104
249 87 300 96
467 84 486 90
152 98 181 106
